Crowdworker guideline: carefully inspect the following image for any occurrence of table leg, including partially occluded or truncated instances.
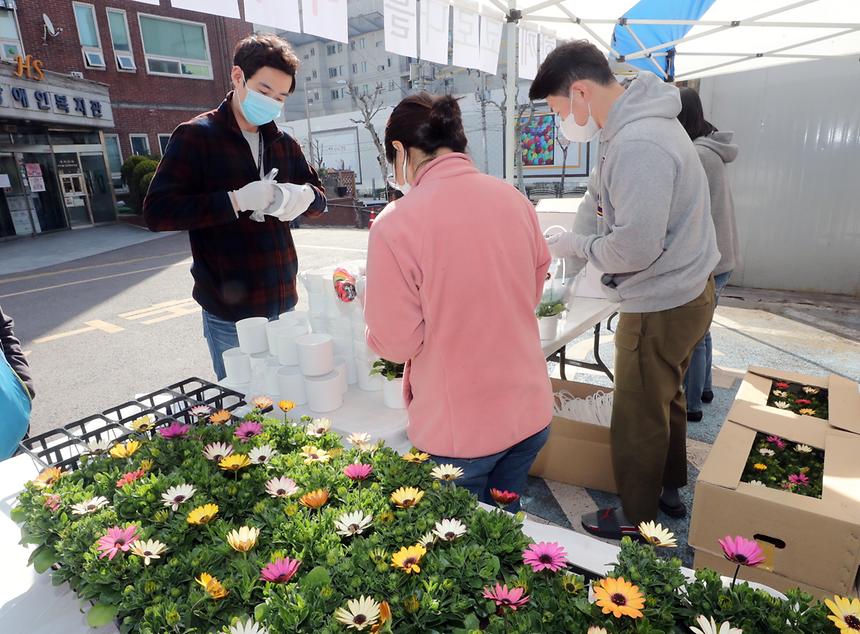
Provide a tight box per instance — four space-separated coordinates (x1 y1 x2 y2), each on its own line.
547 322 614 383
591 322 614 382
558 346 567 380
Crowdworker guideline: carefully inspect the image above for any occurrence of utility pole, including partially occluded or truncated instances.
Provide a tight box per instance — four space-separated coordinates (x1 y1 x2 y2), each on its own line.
304 76 314 168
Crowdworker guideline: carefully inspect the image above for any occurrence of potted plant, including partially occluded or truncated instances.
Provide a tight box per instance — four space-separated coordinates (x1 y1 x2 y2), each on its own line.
536 300 565 340
370 358 406 409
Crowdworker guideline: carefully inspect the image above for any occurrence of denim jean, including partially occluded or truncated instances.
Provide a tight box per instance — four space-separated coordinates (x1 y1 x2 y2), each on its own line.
684 271 732 413
201 309 241 381
428 426 550 512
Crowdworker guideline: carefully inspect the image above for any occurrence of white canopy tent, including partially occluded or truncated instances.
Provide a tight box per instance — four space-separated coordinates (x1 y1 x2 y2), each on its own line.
478 0 860 181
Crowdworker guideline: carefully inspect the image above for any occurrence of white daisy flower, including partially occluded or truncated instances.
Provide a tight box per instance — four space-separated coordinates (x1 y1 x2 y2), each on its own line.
334 596 381 631
433 518 467 542
71 496 110 516
248 444 276 465
85 439 113 455
758 448 775 457
794 444 813 453
418 531 436 548
305 418 332 437
225 617 269 634
747 480 766 487
772 390 789 398
189 405 212 418
431 464 464 482
773 401 791 409
690 615 743 634
347 432 371 446
203 442 233 462
265 476 299 498
130 539 168 566
638 520 677 548
802 386 820 395
334 511 374 537
161 484 196 511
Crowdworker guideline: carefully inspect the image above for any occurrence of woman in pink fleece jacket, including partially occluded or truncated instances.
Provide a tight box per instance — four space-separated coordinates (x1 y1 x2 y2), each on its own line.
363 93 553 510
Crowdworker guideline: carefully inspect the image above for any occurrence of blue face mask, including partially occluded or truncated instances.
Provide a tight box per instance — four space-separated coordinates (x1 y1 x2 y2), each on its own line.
240 80 283 126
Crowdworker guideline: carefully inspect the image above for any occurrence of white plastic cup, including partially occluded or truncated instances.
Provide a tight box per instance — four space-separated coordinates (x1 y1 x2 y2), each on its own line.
344 357 358 385
222 347 251 384
280 310 310 333
296 333 334 377
274 323 305 366
249 351 271 372
333 356 349 395
236 317 269 354
305 371 344 413
383 377 406 409
277 366 307 405
328 316 353 338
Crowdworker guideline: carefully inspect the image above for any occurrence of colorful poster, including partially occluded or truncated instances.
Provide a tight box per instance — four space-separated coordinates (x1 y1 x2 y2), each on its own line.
520 114 555 166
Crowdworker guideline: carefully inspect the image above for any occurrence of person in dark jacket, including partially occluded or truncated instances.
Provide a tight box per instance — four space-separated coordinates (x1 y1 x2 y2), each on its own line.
143 34 326 380
1 305 32 459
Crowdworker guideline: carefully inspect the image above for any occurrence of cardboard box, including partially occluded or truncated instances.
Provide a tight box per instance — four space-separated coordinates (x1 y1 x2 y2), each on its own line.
528 379 616 494
733 366 860 435
689 410 860 598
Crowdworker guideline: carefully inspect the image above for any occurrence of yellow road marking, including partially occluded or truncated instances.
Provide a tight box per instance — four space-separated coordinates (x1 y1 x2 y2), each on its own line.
119 298 196 319
141 304 201 324
0 251 190 285
86 319 125 334
0 259 193 299
33 319 124 344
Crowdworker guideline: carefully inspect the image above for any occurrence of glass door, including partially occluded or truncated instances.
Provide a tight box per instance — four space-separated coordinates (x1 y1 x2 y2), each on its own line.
55 153 91 226
22 153 67 232
80 154 116 223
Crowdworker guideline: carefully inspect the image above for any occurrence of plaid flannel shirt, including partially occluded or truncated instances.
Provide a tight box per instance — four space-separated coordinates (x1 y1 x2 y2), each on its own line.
143 92 326 322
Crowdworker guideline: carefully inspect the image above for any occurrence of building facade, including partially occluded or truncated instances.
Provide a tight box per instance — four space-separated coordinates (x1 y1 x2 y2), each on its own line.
1 0 250 238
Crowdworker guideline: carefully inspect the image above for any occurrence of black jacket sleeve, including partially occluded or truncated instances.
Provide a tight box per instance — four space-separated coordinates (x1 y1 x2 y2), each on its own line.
0 306 34 399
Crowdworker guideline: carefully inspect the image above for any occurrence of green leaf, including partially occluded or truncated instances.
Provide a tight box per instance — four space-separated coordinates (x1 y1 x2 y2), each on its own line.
302 566 331 590
10 505 26 523
254 602 268 621
51 572 67 587
87 603 118 628
32 547 58 574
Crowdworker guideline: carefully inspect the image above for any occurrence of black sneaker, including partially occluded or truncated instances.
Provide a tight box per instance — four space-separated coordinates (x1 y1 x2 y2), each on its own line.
701 390 715 404
687 410 703 422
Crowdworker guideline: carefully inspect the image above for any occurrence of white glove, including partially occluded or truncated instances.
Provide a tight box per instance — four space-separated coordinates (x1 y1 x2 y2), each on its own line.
545 230 574 258
277 183 316 221
231 181 276 216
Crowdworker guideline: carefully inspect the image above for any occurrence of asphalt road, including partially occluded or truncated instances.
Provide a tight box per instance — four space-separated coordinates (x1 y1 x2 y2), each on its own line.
0 227 369 437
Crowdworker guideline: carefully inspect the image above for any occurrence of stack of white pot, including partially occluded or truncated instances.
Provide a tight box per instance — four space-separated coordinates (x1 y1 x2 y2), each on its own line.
219 263 405 412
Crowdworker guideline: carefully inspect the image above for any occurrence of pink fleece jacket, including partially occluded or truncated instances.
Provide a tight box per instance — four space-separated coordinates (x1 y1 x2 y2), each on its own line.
364 153 553 458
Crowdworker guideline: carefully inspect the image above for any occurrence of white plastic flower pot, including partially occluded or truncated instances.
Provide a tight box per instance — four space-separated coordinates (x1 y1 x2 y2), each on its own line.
266 319 288 356
296 333 334 377
333 356 349 395
328 316 354 338
332 336 354 359
309 314 328 335
305 371 344 413
274 324 306 366
383 377 406 410
277 366 307 405
263 358 281 397
538 314 561 341
236 317 269 354
279 310 310 333
344 357 358 385
222 347 251 384
356 357 382 392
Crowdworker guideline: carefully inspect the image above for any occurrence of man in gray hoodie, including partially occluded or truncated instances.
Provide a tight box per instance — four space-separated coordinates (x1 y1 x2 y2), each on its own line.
530 40 719 536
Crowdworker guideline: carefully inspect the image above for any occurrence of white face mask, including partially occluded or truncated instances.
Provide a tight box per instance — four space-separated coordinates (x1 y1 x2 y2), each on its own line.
387 148 411 195
560 92 600 143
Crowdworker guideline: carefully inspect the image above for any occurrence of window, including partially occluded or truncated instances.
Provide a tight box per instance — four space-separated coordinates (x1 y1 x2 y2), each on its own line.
351 63 357 74
361 61 367 73
138 14 212 79
337 43 343 52
330 89 340 100
303 54 308 60
326 44 336 55
350 41 355 51
387 57 392 68
310 47 315 56
361 84 369 95
389 80 396 91
73 3 106 69
0 9 23 62
314 91 320 100
129 134 150 156
157 133 171 155
104 134 124 190
328 67 337 78
311 69 317 79
359 38 366 49
339 65 344 76
376 41 382 48
106 9 135 71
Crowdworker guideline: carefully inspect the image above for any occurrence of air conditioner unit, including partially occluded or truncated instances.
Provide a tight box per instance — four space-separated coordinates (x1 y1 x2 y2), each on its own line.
70 71 84 79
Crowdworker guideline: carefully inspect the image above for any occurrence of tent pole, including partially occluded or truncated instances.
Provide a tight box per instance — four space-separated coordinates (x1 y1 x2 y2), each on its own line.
505 2 518 185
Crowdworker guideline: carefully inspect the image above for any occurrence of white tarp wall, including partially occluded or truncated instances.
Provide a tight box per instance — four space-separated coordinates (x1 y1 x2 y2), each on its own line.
699 56 860 296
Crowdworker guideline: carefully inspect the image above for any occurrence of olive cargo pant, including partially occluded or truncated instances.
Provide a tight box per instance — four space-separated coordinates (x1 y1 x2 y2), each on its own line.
611 276 716 525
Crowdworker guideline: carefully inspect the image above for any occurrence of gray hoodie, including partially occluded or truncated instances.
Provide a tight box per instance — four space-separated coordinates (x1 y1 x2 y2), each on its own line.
696 132 739 276
569 72 720 313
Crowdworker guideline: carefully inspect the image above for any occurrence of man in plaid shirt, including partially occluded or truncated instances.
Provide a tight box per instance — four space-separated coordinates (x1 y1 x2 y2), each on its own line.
144 34 326 380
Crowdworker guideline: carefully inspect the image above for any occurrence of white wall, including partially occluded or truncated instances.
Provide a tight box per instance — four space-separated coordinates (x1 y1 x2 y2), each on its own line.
699 56 860 296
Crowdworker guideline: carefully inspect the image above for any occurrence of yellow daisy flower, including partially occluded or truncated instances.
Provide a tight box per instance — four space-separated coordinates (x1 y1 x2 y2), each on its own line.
279 400 296 413
390 486 424 509
638 521 677 548
130 415 156 433
187 503 219 525
209 409 232 425
753 463 768 471
391 544 426 574
32 466 63 489
196 572 228 600
301 445 331 464
109 440 141 459
825 595 860 633
401 451 430 464
594 577 645 619
798 408 817 416
219 454 251 472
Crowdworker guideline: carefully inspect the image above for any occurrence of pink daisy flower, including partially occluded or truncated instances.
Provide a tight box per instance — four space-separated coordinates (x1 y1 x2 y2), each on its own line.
765 435 786 450
158 421 191 439
260 557 302 584
482 583 530 611
189 405 212 418
523 542 568 573
343 463 373 481
116 468 146 488
719 535 766 567
43 493 61 512
235 421 263 441
97 525 140 560
788 473 810 486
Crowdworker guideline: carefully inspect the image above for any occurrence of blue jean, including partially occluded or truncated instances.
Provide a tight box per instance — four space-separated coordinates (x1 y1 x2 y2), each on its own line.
684 271 732 413
429 426 550 512
201 310 240 381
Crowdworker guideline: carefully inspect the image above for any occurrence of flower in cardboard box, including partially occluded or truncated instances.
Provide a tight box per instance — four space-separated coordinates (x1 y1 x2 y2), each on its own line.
773 401 791 410
594 577 645 619
789 473 810 486
794 443 813 453
765 435 786 449
798 408 817 416
803 386 821 395
753 463 768 471
758 448 775 457
718 535 765 567
772 390 789 398
795 399 812 406
774 381 790 389
825 595 860 633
